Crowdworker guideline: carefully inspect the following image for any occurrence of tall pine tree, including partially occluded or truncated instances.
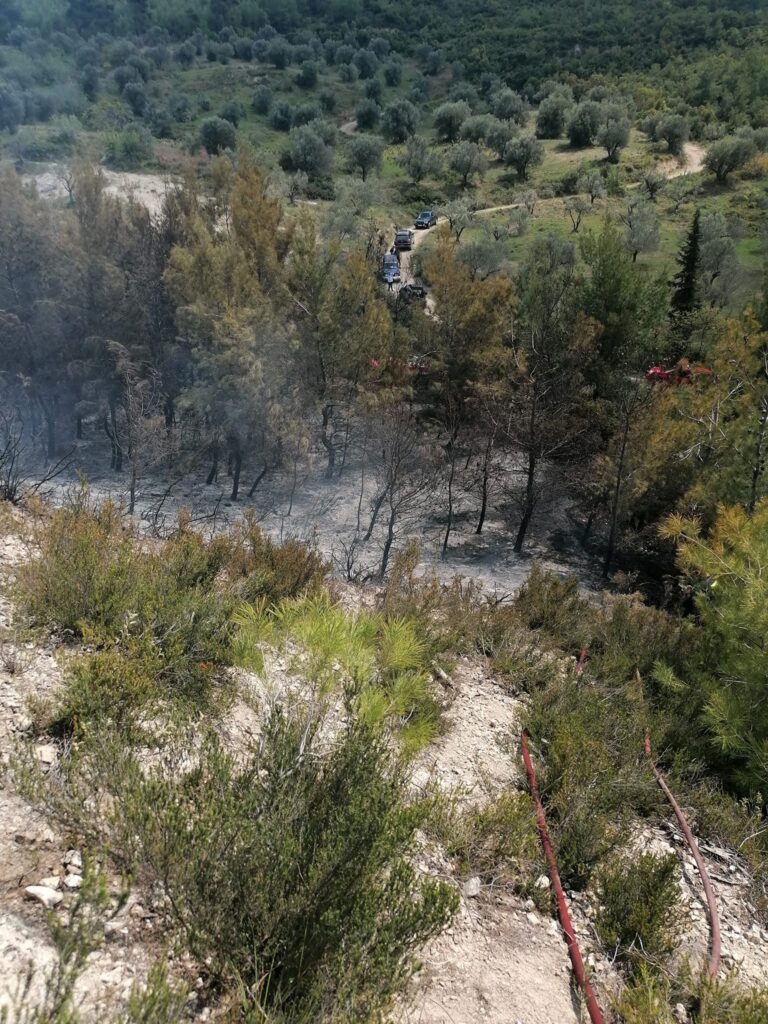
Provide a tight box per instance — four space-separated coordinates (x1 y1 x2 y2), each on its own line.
670 208 701 316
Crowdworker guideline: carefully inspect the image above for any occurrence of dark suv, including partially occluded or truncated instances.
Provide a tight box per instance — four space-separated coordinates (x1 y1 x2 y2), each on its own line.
394 229 414 250
400 282 426 299
414 210 437 229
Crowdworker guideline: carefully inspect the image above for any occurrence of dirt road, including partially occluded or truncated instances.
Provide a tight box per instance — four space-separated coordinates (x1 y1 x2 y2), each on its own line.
660 141 706 179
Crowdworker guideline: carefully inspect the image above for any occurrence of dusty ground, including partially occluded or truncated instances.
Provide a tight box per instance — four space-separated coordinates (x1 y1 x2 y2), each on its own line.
1 515 768 1024
22 163 175 218
659 142 707 180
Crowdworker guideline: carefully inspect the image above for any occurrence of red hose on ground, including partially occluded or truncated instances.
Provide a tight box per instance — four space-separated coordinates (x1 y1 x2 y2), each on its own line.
521 730 605 1024
644 733 721 976
576 645 588 674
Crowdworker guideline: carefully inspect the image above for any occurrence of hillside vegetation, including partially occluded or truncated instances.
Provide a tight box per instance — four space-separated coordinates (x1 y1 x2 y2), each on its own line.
1 1 768 1023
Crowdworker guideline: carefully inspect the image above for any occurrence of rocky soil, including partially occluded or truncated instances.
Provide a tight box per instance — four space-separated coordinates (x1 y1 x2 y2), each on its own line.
1 511 767 1024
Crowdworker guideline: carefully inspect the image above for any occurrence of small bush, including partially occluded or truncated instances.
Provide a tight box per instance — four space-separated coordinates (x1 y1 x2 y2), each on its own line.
54 707 458 1022
226 515 328 606
269 101 293 131
596 852 682 969
432 788 542 898
614 962 768 1023
251 84 272 115
219 100 245 126
104 125 153 167
20 493 235 731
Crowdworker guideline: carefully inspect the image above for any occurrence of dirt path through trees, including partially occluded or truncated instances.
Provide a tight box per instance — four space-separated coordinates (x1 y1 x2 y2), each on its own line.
660 141 706 179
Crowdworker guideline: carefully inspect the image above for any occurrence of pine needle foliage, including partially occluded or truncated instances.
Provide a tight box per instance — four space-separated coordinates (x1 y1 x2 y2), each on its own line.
233 592 443 752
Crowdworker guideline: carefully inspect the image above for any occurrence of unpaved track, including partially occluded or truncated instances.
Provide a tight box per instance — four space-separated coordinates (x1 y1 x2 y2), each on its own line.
663 141 706 179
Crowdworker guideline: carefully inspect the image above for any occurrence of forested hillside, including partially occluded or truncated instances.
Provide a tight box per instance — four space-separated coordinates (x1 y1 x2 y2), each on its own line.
1 1 768 1023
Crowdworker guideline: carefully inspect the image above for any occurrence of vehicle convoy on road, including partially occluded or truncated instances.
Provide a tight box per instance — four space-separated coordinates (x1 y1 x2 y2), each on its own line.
394 229 414 250
414 210 438 228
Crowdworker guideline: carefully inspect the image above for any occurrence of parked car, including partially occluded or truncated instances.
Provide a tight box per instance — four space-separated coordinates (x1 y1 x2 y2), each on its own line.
394 229 414 250
414 210 437 229
400 282 426 299
381 252 401 284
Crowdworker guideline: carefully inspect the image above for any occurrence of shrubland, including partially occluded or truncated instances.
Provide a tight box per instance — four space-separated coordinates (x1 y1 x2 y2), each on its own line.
2 2 768 1022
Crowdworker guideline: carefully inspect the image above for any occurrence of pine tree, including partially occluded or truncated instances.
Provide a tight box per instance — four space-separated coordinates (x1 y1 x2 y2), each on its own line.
670 208 701 315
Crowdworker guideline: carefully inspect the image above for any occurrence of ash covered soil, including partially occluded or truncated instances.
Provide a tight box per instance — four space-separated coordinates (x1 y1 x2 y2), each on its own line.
39 431 600 600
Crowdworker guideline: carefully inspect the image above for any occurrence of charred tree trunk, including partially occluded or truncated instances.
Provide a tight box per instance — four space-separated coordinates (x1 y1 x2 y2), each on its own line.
206 444 219 486
364 486 389 541
287 457 300 516
230 450 242 501
380 503 396 580
513 450 537 554
581 509 595 547
320 403 335 478
40 400 56 460
110 400 123 472
248 464 268 498
442 444 457 558
104 413 117 469
338 414 353 475
513 394 538 554
475 435 494 535
129 459 138 515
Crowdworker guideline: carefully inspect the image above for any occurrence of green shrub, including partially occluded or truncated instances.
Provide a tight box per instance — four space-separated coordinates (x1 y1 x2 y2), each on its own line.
199 115 236 154
512 563 592 649
596 852 682 969
104 126 153 168
432 788 543 899
225 515 328 606
55 706 457 1023
20 493 235 731
6 857 187 1024
234 592 443 753
522 671 659 887
614 963 768 1024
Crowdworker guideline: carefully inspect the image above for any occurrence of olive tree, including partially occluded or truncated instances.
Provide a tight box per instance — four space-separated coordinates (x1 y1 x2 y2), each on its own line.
656 114 689 156
381 99 418 143
200 116 236 154
567 101 602 147
564 195 590 232
485 118 516 160
398 135 442 182
491 87 528 125
284 125 333 179
536 93 572 139
503 135 544 180
356 98 380 130
434 101 471 143
448 141 488 188
577 172 606 204
621 197 660 262
598 106 631 162
346 134 383 181
704 135 756 183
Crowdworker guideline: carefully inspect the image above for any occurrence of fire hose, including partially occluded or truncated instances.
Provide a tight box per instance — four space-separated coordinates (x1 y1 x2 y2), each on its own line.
643 732 721 976
520 729 605 1024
